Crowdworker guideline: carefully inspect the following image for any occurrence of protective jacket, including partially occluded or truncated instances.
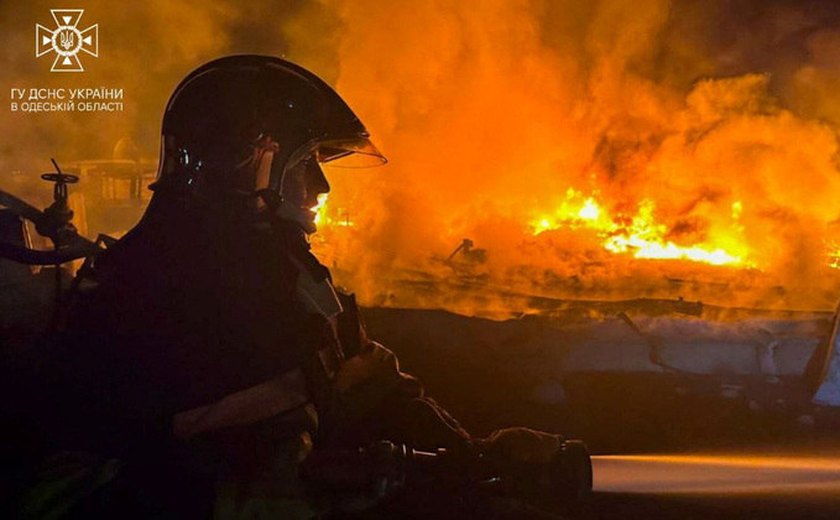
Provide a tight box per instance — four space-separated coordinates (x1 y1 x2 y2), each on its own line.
48 196 470 517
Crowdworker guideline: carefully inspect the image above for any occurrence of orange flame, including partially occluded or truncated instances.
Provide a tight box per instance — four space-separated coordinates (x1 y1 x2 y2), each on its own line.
313 193 329 227
530 189 750 267
828 243 840 270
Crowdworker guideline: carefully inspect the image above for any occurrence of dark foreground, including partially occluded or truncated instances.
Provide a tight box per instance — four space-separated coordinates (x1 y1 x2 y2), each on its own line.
363 306 840 519
5 295 840 518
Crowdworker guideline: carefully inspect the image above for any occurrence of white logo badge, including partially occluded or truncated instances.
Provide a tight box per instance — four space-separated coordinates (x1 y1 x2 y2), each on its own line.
35 9 99 72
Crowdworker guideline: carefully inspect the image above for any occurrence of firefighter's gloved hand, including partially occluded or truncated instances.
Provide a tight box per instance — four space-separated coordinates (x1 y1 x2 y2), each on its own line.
335 341 401 394
479 427 562 465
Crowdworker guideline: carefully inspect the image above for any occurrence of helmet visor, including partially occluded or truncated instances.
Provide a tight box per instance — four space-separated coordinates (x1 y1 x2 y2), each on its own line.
316 137 387 168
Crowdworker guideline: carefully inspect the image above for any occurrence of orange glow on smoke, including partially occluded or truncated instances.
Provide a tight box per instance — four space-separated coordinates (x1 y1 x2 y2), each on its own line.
7 1 840 313
322 2 840 312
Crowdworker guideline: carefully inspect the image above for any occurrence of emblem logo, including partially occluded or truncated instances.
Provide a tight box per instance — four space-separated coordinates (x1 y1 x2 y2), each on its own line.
35 9 99 72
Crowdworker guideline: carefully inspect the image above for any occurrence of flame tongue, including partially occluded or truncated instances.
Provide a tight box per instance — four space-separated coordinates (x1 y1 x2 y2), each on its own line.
312 193 329 226
531 189 749 267
312 193 355 228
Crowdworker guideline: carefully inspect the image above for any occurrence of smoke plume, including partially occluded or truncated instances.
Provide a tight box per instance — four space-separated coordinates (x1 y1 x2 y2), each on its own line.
3 0 840 313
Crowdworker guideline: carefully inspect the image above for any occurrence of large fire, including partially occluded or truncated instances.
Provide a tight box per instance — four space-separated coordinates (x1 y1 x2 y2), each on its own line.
315 1 840 313
529 188 748 267
5 0 840 314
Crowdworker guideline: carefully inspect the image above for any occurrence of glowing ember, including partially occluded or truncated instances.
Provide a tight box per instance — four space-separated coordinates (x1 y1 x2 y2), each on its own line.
578 198 601 221
531 190 748 267
829 244 840 270
313 193 354 228
313 193 329 226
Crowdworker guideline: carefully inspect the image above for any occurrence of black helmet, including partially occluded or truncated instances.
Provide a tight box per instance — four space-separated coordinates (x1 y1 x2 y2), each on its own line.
151 55 385 200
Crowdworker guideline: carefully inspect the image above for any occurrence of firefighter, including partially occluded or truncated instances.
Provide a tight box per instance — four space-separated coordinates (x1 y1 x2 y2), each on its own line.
41 55 563 518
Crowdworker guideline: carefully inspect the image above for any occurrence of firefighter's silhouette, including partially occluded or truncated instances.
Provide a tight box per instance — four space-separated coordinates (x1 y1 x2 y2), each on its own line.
40 56 568 518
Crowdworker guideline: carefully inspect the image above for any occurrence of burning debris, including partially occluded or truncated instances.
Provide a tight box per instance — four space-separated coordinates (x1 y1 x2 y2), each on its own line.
530 188 748 267
8 3 840 519
5 1 840 313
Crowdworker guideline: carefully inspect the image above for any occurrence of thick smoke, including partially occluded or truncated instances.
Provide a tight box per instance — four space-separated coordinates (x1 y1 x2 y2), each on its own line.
323 0 840 312
3 0 840 313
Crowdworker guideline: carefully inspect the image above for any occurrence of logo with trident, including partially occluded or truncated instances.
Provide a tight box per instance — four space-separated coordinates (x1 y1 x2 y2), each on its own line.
35 9 99 72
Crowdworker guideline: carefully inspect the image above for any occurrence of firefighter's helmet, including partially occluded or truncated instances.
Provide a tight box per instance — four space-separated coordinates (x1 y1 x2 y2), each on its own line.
151 55 385 213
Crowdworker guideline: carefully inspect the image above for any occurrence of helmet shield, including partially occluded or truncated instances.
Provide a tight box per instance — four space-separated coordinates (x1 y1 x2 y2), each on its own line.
316 137 387 168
